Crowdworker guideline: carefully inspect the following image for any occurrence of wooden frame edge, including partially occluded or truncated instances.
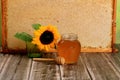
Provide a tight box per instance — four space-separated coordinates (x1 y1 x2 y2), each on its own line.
1 0 117 53
0 48 115 53
1 0 8 51
0 49 27 54
112 0 117 53
47 48 114 53
81 48 112 53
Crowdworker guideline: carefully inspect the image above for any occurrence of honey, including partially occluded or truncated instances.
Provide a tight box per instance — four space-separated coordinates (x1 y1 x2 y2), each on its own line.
57 33 81 64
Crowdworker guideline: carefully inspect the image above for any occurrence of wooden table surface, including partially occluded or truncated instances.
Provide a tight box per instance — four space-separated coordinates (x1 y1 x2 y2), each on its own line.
0 45 120 80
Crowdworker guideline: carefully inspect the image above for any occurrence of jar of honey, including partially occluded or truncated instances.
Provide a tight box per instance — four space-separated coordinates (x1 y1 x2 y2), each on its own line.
57 33 81 64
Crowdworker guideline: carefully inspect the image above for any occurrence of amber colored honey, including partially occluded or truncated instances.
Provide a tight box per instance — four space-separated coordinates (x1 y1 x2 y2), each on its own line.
57 40 81 64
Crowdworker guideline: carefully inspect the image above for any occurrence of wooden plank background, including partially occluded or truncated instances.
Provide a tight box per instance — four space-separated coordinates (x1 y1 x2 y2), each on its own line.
0 44 120 80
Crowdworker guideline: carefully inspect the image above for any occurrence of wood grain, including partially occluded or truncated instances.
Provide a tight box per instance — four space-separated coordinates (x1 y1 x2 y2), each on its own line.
81 53 120 80
12 56 32 80
29 53 61 80
29 61 61 80
0 45 120 80
104 44 120 73
59 56 91 80
0 54 32 80
0 54 9 73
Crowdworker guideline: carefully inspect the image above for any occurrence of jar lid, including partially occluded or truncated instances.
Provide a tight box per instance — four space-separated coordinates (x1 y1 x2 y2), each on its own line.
62 33 78 41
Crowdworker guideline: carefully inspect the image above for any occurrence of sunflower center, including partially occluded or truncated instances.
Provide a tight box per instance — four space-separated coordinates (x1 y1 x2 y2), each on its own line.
40 31 54 44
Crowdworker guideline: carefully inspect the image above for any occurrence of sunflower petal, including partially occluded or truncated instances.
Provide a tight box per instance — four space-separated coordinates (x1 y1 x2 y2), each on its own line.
44 45 48 51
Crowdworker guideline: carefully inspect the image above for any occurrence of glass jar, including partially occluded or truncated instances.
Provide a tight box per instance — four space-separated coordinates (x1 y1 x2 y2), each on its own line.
57 33 81 64
26 42 43 58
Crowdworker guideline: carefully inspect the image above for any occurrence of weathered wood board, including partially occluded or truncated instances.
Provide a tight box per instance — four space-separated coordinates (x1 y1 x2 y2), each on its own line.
81 53 120 80
59 56 91 80
2 0 116 52
1 51 120 80
0 54 32 80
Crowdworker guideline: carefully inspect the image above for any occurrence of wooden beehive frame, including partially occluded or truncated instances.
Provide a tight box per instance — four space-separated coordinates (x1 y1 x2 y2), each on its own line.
1 0 117 53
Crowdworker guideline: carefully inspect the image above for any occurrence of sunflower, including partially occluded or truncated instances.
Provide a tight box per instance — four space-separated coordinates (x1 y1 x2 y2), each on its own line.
32 25 61 51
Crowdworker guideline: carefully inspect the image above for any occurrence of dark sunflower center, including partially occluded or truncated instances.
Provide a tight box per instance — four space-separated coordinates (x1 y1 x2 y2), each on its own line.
40 31 54 44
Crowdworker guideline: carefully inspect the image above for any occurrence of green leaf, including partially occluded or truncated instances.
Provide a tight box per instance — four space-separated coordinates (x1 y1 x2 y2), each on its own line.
32 24 41 30
14 32 33 42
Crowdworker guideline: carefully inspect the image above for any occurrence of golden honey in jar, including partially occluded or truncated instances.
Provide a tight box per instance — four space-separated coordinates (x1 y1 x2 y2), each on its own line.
57 33 81 64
